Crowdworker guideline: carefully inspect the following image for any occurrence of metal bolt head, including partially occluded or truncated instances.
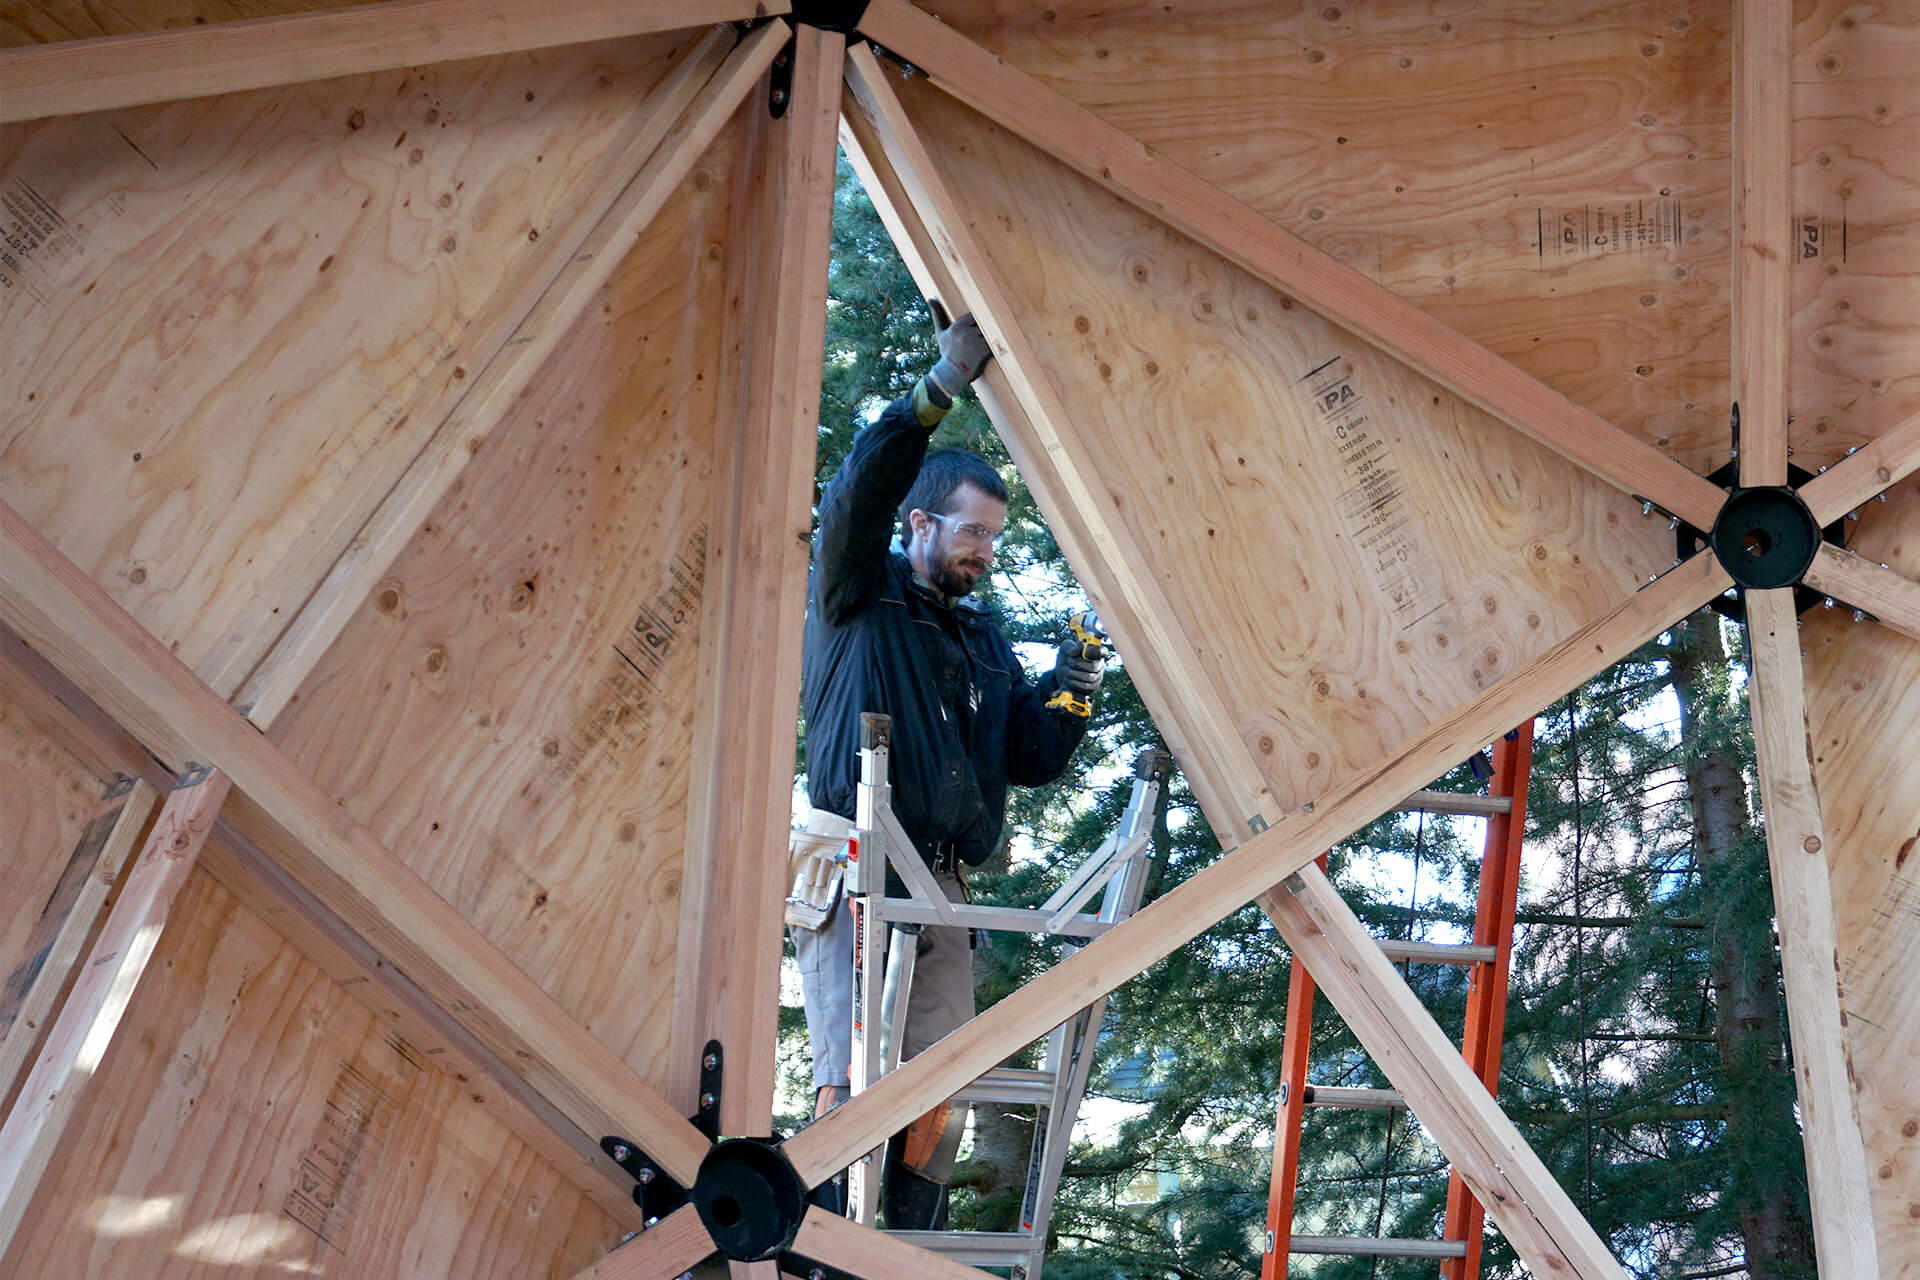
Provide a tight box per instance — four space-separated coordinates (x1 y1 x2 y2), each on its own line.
1267 1229 1277 1252
703 1052 719 1071
812 1270 827 1280
1668 515 1679 530
1853 610 1866 622
611 1143 631 1163
770 88 788 106
1823 597 1836 609
1848 444 1859 454
638 1166 655 1185
1878 492 1889 502
1847 510 1860 521
699 1091 716 1110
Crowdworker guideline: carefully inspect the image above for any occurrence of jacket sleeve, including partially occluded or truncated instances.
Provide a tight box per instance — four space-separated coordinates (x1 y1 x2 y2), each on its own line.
814 387 945 625
1003 640 1090 787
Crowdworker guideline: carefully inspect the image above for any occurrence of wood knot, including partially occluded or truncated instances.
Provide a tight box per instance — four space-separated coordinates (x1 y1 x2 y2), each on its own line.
1802 835 1822 854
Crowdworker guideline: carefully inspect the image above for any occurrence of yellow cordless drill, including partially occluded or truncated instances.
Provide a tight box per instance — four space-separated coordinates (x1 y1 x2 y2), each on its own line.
1044 610 1109 718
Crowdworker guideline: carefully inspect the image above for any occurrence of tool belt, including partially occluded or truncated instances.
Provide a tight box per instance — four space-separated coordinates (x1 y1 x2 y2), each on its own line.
785 809 854 932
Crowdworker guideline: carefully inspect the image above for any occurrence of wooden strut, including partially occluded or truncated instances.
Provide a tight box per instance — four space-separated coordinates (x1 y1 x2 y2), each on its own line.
1732 0 1793 490
0 768 232 1256
232 20 790 723
0 0 789 124
1741 591 1879 1277
0 499 714 1190
852 0 1729 535
1800 544 1920 644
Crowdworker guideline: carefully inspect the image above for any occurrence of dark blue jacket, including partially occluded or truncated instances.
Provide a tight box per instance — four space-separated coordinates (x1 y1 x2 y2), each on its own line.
802 394 1087 867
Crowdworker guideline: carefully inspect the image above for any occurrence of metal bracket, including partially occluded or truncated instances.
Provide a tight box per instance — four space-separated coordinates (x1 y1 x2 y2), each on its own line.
174 762 213 789
600 1040 725 1223
768 34 794 117
1675 459 1847 624
104 773 137 800
780 1254 860 1280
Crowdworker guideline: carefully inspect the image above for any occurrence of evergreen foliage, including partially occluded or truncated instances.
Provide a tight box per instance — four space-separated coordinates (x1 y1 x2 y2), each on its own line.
789 158 1816 1280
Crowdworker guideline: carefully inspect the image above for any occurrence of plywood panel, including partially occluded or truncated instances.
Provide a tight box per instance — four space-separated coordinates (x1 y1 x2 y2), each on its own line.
896 77 1673 814
266 107 746 1085
1790 0 1920 462
4 868 622 1278
1 30 706 692
893 0 1733 471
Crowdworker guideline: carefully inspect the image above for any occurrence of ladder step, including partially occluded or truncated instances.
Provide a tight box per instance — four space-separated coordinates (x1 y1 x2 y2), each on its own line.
952 1066 1057 1106
1288 1235 1469 1259
1395 789 1512 817
885 1230 1038 1264
1300 1085 1406 1110
1376 939 1497 965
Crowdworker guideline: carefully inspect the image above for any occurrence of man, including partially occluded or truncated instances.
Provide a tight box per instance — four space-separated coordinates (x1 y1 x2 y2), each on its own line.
792 309 1103 1229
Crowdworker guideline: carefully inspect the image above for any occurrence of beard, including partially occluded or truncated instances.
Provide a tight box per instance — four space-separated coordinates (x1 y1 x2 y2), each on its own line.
928 531 989 597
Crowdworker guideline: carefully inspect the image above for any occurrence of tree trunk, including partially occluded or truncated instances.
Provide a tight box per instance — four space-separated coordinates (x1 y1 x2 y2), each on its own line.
1670 616 1817 1280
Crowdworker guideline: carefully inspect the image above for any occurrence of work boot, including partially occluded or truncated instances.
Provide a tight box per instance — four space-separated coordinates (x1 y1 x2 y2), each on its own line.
880 1135 946 1230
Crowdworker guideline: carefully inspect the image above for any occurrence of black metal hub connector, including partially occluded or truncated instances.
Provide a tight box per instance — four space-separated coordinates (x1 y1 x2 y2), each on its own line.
693 1137 809 1260
1709 484 1821 589
788 0 871 32
1675 461 1846 623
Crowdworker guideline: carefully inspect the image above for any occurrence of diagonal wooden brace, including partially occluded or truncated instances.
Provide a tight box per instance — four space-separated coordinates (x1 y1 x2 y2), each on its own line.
855 0 1727 533
0 499 714 1188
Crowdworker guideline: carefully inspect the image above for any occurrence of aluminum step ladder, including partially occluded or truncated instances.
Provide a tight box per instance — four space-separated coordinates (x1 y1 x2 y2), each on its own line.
844 711 1169 1280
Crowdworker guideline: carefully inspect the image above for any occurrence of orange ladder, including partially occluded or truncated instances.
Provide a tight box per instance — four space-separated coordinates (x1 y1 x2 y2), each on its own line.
1260 720 1534 1275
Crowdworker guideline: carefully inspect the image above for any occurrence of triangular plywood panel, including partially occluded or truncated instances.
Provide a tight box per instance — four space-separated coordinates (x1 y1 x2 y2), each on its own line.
1 29 713 693
892 74 1673 818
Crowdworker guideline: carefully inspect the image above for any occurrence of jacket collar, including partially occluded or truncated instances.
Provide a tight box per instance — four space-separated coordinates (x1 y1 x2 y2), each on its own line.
894 552 993 623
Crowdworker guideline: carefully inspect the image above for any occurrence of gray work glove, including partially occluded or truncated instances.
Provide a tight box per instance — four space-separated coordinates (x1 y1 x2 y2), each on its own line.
1053 635 1105 698
926 304 993 402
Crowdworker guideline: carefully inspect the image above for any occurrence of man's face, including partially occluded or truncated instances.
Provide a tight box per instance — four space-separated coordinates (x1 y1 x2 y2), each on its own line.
909 482 1006 598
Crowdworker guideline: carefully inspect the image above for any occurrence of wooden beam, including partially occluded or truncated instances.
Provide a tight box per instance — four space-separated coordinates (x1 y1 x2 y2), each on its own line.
854 0 1728 534
1741 588 1879 1277
1799 407 1920 526
1260 866 1623 1280
233 21 788 725
1801 543 1920 644
0 498 713 1187
0 781 158 1108
0 0 787 124
0 768 230 1256
1733 0 1793 488
842 39 1275 836
1 623 169 793
790 1206 997 1280
668 23 842 1134
567 1204 713 1279
781 553 1730 1188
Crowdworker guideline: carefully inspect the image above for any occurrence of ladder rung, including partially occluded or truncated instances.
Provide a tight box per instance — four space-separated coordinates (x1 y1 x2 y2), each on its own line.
1301 1085 1406 1110
1376 939 1497 965
1396 789 1512 817
1288 1235 1468 1259
953 1066 1057 1106
885 1230 1038 1264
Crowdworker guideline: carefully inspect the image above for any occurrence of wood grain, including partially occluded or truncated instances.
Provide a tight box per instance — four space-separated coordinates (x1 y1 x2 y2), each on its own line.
0 0 782 122
1801 542 1920 643
1801 459 1920 1275
886 67 1678 822
0 781 157 1110
1733 0 1792 487
4 869 625 1278
668 25 839 1132
877 0 1737 479
0 768 231 1256
1 32 712 692
1740 588 1878 1278
266 100 747 1087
